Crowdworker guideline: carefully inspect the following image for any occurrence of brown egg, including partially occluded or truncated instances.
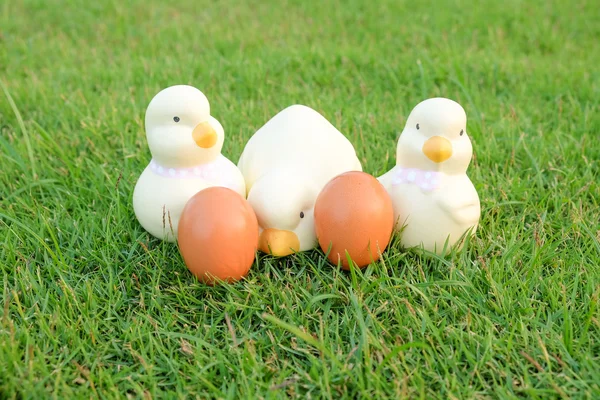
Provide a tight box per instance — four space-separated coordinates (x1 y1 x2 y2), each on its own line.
178 187 259 284
314 171 394 270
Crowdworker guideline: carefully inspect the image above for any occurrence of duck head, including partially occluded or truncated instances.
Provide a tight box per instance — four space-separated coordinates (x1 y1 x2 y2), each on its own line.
247 169 320 256
396 97 472 175
145 85 224 168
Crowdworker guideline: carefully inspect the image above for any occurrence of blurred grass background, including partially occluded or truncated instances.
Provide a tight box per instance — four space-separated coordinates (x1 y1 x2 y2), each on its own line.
1 0 599 398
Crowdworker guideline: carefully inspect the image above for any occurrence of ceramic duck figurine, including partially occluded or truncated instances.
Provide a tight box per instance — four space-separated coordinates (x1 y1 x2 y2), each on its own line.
133 85 246 242
378 98 480 254
238 105 362 256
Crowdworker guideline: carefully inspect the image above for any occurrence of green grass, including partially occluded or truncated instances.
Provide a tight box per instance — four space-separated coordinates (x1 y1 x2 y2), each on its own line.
1 0 599 398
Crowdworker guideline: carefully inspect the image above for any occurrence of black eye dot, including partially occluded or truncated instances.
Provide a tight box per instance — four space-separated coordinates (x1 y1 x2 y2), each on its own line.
460 129 464 136
173 116 180 122
299 211 305 218
416 123 420 130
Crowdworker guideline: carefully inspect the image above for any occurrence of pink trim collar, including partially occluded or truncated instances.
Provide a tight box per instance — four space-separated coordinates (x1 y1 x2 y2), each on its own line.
150 158 225 181
391 167 441 192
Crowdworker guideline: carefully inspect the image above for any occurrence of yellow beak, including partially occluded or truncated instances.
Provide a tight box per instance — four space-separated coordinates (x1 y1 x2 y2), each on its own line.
423 136 452 163
192 121 218 148
258 228 300 257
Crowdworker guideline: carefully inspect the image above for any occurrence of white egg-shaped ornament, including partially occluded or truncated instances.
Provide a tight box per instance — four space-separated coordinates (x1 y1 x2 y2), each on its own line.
237 105 363 257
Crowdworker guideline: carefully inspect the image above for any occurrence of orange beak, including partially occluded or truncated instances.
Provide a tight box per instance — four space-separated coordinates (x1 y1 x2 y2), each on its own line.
192 122 218 148
422 136 452 163
258 229 300 256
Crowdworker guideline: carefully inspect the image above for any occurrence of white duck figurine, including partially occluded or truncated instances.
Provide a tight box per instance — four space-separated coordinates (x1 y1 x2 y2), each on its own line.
238 105 362 256
133 85 246 242
378 97 480 254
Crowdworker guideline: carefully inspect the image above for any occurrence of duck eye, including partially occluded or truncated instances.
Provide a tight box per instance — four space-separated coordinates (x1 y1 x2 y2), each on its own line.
173 116 180 122
460 129 464 136
416 123 420 130
299 211 305 219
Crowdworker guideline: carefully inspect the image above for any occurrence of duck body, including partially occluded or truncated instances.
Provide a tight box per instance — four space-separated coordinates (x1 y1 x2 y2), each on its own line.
238 104 362 255
133 154 245 241
379 166 480 253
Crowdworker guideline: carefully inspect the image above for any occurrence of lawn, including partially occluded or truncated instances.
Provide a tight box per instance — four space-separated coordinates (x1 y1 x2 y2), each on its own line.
1 0 599 398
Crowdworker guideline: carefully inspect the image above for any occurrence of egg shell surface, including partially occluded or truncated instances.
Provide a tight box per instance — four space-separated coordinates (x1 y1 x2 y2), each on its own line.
178 187 259 284
314 171 394 270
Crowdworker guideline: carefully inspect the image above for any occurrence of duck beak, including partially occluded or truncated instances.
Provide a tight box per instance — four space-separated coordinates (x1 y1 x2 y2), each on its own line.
423 136 452 163
192 121 218 148
258 228 300 256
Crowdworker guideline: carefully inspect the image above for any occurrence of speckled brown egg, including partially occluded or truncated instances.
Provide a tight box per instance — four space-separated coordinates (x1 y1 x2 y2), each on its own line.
178 187 259 284
314 171 394 270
